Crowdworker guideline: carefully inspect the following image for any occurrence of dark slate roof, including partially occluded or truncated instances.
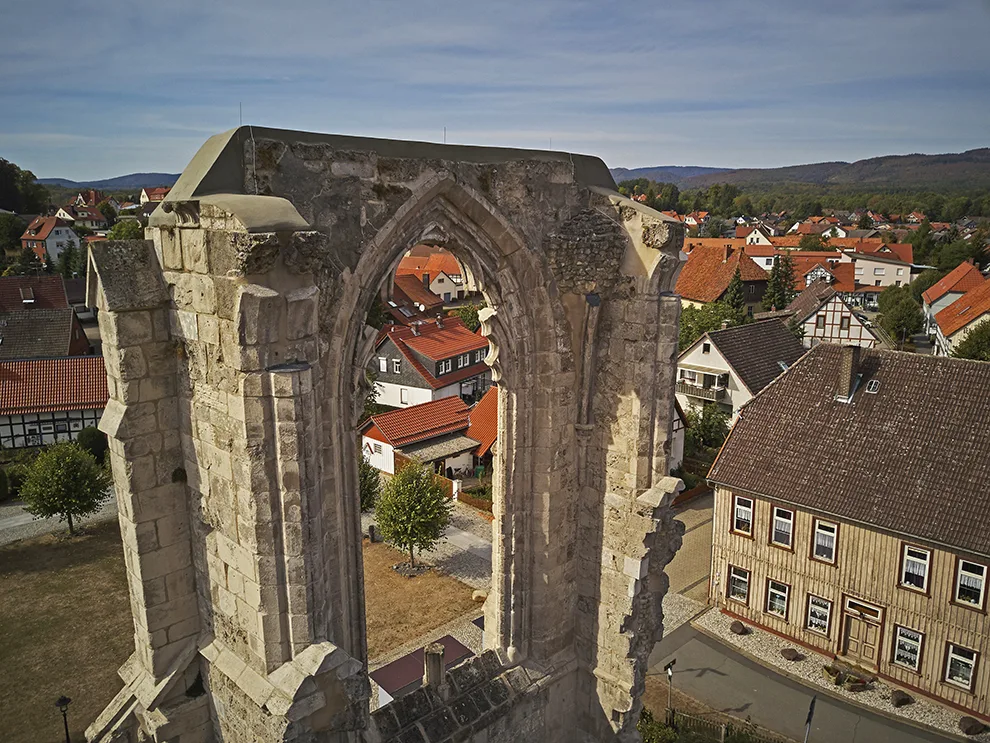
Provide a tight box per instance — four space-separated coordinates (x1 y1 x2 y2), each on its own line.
0 309 79 359
785 279 837 323
709 345 990 557
706 319 806 394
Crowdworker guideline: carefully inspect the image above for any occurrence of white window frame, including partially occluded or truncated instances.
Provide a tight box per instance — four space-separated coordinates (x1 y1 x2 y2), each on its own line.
955 560 987 608
678 369 697 383
897 268 904 276
732 495 753 536
812 519 837 563
399 388 409 405
702 342 711 354
771 506 793 548
901 544 930 592
392 359 401 374
766 579 789 618
815 314 825 330
873 267 885 276
727 565 749 604
475 349 484 363
373 443 382 455
806 595 831 635
840 316 850 331
457 354 465 369
945 643 978 690
892 626 923 671
439 359 451 374
378 357 387 373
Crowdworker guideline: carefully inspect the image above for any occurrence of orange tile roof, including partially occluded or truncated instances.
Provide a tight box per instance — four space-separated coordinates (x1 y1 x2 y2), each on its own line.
853 241 913 264
392 275 444 310
0 356 108 415
675 244 768 303
20 216 71 243
788 256 857 293
379 317 490 390
395 248 464 284
922 261 986 305
363 396 470 447
935 280 990 338
466 386 498 456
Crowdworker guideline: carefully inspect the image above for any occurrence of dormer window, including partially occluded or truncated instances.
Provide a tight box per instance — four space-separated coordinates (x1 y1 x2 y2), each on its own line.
20 288 34 304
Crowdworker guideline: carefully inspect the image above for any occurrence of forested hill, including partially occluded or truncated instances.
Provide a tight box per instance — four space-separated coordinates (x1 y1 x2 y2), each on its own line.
37 172 180 189
611 149 990 191
608 165 730 183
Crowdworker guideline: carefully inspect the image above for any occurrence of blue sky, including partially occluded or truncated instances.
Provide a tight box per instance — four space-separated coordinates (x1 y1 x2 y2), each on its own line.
1 0 988 180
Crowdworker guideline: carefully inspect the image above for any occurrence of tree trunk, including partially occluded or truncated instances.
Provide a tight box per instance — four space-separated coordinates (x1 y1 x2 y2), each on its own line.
66 512 75 536
409 544 415 567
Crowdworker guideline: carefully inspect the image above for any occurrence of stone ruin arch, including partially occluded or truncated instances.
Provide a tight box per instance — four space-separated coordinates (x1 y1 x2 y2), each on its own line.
85 127 686 743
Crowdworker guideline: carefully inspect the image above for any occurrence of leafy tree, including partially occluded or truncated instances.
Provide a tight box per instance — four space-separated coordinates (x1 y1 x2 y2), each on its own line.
684 403 730 452
878 292 923 347
365 295 390 329
910 268 948 304
878 284 913 315
761 253 796 311
721 267 745 317
76 426 109 464
857 213 873 229
4 246 43 276
449 302 484 332
797 233 829 251
96 200 117 224
359 454 381 511
678 303 741 351
19 442 111 535
0 212 26 255
637 708 678 743
57 243 80 278
702 218 725 238
732 195 754 217
108 219 144 240
952 319 990 362
0 158 49 213
375 458 452 566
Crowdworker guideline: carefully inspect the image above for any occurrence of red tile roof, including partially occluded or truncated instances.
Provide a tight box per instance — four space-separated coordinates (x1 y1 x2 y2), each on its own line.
395 248 464 284
675 245 768 303
0 356 108 415
363 396 470 447
922 261 986 305
0 276 70 312
19 216 71 243
379 317 490 390
935 280 990 338
856 241 913 264
392 275 444 310
788 256 857 293
143 187 170 200
466 386 498 456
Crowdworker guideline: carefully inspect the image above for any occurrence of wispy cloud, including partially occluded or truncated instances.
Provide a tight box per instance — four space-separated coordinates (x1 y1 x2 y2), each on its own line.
0 0 987 179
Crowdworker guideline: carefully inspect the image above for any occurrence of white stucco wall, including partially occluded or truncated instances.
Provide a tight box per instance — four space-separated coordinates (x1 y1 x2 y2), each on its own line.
675 340 752 419
375 381 435 408
362 435 395 474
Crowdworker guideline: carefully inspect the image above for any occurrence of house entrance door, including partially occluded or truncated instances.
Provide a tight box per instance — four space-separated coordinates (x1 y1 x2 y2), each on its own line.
841 598 883 669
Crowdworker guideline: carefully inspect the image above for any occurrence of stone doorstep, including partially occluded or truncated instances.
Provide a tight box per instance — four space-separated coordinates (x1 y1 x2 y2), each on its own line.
689 609 979 743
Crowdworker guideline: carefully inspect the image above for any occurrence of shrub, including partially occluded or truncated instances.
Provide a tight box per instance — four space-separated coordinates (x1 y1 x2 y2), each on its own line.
0 468 8 502
359 455 381 512
76 426 109 463
637 709 678 743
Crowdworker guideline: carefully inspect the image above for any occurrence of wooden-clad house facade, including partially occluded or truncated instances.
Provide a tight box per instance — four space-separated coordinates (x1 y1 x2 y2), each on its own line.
709 344 990 720
711 488 990 714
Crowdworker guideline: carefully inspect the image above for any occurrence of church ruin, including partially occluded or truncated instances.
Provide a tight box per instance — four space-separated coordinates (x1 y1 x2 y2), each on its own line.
85 127 685 742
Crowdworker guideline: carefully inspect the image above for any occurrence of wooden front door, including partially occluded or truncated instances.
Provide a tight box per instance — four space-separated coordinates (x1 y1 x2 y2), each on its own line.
842 598 883 668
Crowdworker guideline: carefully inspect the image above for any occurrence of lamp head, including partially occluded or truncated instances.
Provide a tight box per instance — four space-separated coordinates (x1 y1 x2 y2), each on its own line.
56 696 71 712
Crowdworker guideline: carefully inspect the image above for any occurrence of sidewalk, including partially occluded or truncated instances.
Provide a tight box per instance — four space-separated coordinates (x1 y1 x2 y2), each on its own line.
650 622 956 743
0 498 118 547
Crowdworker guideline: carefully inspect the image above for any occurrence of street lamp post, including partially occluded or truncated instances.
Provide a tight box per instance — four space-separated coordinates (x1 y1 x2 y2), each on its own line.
55 695 71 743
664 659 676 724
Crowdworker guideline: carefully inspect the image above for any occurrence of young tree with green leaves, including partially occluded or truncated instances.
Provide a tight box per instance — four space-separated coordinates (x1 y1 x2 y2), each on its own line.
857 213 873 230
359 454 381 511
375 459 452 567
910 268 948 304
684 403 730 453
952 319 990 362
702 218 725 238
96 200 117 225
19 442 112 535
449 302 484 332
678 303 741 351
76 426 109 464
0 212 26 255
878 289 924 347
797 233 829 251
57 243 80 278
108 219 144 240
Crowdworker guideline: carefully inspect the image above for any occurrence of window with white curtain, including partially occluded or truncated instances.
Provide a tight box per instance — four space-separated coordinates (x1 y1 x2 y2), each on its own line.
901 545 930 591
806 595 831 635
955 560 986 607
733 496 753 535
893 626 923 671
771 507 793 548
728 565 749 603
766 580 789 618
813 520 837 563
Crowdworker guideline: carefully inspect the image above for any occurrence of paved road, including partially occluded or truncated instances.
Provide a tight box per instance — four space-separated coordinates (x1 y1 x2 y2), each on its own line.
650 624 953 743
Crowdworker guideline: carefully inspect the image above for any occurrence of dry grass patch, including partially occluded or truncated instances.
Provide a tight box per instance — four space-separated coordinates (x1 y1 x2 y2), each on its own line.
362 538 479 660
0 520 132 743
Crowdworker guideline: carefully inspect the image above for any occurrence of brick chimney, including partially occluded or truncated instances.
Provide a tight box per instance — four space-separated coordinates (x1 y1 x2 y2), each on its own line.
723 244 732 263
411 323 420 336
422 273 430 288
435 314 444 329
836 345 861 402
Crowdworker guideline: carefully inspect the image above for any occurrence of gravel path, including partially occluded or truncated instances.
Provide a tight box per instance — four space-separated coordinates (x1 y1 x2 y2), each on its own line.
696 608 988 742
361 502 493 590
0 497 118 547
661 592 706 636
